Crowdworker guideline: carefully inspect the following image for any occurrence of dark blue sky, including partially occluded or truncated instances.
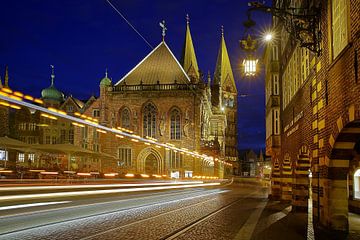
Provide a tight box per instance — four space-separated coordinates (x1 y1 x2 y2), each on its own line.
0 0 270 150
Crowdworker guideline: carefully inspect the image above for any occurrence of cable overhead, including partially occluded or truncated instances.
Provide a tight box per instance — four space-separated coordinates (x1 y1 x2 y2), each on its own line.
106 0 154 49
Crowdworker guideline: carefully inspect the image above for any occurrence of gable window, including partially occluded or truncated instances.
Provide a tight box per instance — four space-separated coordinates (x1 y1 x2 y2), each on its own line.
332 0 348 59
93 109 100 118
66 105 74 113
121 108 131 129
143 103 157 138
170 108 181 140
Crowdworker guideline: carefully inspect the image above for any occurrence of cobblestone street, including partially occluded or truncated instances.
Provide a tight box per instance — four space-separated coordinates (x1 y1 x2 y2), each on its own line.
0 182 317 240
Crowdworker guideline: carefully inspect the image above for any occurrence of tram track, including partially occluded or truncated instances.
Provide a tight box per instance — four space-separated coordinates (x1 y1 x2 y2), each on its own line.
79 187 256 240
0 188 228 240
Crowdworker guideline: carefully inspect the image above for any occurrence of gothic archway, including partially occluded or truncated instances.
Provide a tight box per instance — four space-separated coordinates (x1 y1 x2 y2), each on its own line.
137 147 163 174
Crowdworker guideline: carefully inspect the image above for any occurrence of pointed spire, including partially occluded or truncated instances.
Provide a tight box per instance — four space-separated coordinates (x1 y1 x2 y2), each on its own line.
4 66 9 88
105 68 108 78
213 26 237 93
181 14 199 81
50 65 55 85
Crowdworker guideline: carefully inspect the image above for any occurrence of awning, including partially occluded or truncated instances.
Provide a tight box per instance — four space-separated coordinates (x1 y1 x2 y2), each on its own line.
0 136 32 149
32 144 95 156
32 144 116 159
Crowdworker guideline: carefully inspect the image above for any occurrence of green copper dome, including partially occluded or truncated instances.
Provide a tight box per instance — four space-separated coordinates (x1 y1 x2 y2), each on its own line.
100 69 112 87
41 65 64 102
41 84 64 102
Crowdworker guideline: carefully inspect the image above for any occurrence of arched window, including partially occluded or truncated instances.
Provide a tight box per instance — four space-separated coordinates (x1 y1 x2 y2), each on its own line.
170 109 181 139
354 169 360 199
121 108 131 129
143 103 156 138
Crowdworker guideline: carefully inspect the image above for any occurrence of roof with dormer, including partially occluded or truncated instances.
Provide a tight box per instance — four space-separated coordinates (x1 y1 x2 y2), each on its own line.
114 41 190 86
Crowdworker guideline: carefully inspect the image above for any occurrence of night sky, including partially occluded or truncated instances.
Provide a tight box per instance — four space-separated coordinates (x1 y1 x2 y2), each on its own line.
0 0 270 151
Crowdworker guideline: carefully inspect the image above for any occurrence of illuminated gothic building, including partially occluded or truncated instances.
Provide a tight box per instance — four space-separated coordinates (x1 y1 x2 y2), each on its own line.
78 19 238 177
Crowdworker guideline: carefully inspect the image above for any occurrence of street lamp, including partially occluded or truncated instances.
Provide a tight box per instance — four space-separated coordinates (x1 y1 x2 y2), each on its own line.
239 14 266 77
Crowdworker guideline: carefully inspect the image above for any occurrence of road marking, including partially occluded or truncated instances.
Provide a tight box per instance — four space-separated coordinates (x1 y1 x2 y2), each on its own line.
0 201 71 211
0 183 220 201
234 200 268 240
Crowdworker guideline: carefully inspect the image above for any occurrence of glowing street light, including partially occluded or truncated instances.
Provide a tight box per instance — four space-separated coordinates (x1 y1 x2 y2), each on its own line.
264 33 273 42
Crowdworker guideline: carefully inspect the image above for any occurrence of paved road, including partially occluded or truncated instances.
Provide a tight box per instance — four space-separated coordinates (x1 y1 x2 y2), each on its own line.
0 182 305 240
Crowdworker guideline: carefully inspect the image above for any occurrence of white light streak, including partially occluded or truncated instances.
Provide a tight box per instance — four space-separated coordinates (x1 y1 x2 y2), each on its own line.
0 201 71 211
0 183 220 201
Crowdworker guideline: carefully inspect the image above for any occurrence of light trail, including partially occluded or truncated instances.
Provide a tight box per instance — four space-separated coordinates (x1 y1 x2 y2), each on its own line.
0 183 220 201
0 189 217 219
0 181 205 191
0 94 221 165
0 201 71 211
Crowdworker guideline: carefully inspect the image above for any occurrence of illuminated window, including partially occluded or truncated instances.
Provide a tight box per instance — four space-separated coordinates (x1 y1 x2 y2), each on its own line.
0 150 8 161
118 148 132 166
18 153 25 163
332 0 348 58
28 153 35 163
273 74 279 95
121 108 131 128
354 169 360 199
143 103 157 138
168 150 182 169
272 45 278 61
170 108 181 140
243 59 258 76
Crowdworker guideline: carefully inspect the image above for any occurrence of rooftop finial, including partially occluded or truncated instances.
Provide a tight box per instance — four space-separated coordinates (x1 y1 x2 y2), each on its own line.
207 71 211 86
50 65 55 85
221 25 224 36
186 14 190 25
105 68 108 78
159 20 167 41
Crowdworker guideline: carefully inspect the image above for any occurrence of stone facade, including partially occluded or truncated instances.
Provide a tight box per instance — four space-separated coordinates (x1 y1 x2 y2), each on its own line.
265 0 360 233
77 21 237 178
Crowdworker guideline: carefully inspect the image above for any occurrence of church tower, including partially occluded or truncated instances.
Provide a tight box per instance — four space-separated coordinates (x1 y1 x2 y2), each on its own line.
213 27 238 161
180 14 200 83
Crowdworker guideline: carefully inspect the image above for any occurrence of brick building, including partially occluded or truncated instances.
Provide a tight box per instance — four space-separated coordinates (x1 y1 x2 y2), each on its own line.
265 0 360 233
78 19 237 178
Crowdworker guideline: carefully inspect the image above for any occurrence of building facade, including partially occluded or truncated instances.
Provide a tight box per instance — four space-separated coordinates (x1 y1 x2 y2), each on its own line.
265 0 360 233
79 20 237 178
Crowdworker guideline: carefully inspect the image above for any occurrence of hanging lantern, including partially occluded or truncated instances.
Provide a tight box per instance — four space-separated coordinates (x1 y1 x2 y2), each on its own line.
243 56 258 76
240 34 259 77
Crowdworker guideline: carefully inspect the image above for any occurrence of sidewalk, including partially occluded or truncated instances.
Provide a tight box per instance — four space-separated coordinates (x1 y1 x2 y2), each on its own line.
251 200 308 240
